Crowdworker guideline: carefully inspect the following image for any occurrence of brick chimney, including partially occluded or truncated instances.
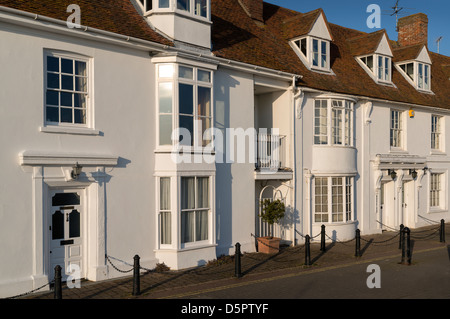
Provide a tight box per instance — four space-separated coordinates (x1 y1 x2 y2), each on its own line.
397 13 428 47
239 0 264 22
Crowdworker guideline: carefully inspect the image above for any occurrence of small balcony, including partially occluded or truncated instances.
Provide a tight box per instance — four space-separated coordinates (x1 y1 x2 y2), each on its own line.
255 133 292 180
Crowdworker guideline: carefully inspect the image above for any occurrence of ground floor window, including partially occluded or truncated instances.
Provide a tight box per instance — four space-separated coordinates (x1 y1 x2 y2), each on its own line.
159 177 171 245
314 176 353 223
430 173 443 209
181 176 210 244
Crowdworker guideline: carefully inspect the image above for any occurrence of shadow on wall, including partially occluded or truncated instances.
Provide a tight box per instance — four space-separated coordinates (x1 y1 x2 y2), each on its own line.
214 71 240 257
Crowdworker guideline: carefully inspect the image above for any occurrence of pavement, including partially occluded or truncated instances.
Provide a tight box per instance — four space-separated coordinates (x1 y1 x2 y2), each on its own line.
11 222 450 300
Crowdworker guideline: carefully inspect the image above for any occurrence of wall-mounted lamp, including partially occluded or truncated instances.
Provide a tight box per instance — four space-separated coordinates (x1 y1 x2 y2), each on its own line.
388 169 397 180
71 162 83 180
410 169 418 180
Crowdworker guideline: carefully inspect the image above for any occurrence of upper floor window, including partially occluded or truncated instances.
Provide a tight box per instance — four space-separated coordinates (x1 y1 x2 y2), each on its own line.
390 110 404 149
138 0 153 12
431 115 443 151
45 52 89 126
177 0 208 17
398 61 431 92
157 63 213 148
314 98 354 146
358 54 392 84
293 36 330 72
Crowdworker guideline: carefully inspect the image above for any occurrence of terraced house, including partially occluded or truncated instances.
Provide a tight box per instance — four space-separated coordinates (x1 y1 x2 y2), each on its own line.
0 0 449 297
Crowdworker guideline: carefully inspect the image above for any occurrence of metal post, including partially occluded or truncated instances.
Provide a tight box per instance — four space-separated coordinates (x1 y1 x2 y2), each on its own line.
54 265 62 299
355 229 361 257
440 219 446 243
401 227 411 265
235 242 242 278
132 255 141 296
305 235 311 266
399 224 404 249
320 224 326 251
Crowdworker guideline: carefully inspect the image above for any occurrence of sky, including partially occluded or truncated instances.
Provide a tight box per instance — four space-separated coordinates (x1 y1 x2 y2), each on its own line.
265 0 450 57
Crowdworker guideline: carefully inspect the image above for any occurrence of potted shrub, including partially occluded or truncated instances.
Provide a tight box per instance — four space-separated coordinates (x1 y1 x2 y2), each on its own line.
257 199 285 254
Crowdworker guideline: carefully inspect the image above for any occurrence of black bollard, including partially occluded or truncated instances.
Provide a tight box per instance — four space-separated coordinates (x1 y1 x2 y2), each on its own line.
320 224 326 252
399 224 404 249
132 255 141 296
440 219 446 243
355 229 361 257
400 227 411 265
235 242 242 278
54 265 62 299
305 235 311 266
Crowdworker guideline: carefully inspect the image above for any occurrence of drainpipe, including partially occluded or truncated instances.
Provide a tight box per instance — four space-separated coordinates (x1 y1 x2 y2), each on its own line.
291 76 303 246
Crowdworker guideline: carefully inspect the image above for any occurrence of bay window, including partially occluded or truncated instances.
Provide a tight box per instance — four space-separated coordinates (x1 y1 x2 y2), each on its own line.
314 98 354 146
314 176 353 223
159 177 171 245
157 63 213 148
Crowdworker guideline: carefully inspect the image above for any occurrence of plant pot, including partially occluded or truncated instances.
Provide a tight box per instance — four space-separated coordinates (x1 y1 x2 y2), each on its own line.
257 236 281 254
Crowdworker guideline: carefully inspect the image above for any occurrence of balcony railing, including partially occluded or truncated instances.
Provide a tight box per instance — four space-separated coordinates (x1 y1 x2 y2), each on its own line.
256 134 286 171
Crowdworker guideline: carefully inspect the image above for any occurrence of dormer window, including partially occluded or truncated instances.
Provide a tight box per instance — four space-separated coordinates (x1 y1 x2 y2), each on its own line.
293 36 330 72
177 0 208 18
357 54 392 84
138 0 152 12
397 61 431 92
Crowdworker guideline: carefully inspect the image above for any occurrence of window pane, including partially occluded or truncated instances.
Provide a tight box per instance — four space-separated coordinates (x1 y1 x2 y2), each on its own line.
201 117 211 147
197 177 209 208
61 108 73 123
69 210 80 238
198 69 211 82
312 39 319 66
159 64 174 78
300 38 307 57
160 212 171 244
160 177 171 210
194 0 207 17
177 0 190 11
75 61 86 76
74 93 86 108
61 58 73 74
418 63 423 88
196 210 208 241
181 177 195 210
321 41 327 68
62 75 74 91
385 57 390 81
61 92 73 107
159 0 170 8
75 77 87 92
198 87 211 117
47 56 59 72
179 115 194 146
181 211 195 243
52 193 81 206
159 114 172 145
46 106 59 122
46 90 59 106
179 66 193 79
52 211 64 240
179 83 193 114
74 109 86 124
159 82 173 113
47 73 60 89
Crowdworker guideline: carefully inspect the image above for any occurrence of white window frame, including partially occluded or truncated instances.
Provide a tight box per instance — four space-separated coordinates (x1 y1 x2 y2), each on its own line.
292 36 331 73
431 115 444 152
156 63 214 151
43 51 93 132
158 177 172 247
136 0 209 19
180 176 211 248
428 171 447 212
313 176 354 224
396 61 432 92
390 109 404 150
314 98 354 147
357 54 392 85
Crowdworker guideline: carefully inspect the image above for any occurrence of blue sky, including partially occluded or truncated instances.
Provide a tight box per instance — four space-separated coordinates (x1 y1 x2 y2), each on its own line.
265 0 450 56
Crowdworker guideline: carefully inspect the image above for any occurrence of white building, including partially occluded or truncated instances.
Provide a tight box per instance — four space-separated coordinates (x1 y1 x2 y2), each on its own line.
0 0 448 298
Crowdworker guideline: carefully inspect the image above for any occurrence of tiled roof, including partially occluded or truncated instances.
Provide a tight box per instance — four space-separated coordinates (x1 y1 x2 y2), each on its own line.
347 30 389 57
211 0 450 109
0 0 172 45
392 43 425 62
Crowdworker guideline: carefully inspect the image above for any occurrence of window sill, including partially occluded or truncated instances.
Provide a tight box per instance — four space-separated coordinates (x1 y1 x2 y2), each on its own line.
430 150 446 156
389 148 408 154
428 208 447 214
40 126 100 136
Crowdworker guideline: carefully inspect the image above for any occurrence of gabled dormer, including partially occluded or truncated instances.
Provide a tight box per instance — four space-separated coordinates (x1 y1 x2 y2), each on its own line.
286 9 333 73
133 0 211 49
348 30 394 86
394 44 433 93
